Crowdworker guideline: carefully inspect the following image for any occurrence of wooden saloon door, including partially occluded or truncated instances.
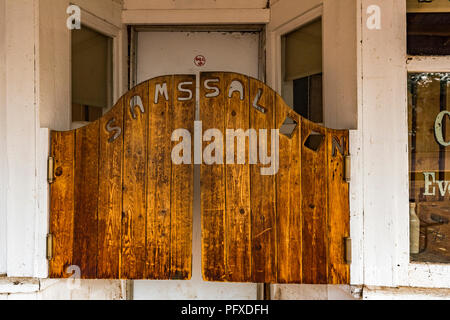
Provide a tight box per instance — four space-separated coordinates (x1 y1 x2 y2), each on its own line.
49 72 350 283
49 75 196 279
199 72 350 284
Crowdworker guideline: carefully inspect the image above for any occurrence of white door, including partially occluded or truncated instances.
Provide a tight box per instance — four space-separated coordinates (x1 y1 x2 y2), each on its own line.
134 30 260 300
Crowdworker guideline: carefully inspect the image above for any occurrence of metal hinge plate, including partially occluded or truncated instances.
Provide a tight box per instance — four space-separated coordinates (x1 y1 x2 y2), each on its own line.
344 155 351 183
47 156 54 184
345 237 352 264
46 234 53 260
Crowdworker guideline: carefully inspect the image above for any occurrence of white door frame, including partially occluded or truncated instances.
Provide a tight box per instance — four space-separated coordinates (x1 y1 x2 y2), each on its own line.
130 25 266 300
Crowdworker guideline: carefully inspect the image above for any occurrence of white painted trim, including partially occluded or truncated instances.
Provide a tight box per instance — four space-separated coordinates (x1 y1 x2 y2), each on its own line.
266 5 323 93
0 0 7 275
5 0 39 277
123 0 268 10
77 7 127 111
74 0 123 29
34 129 50 278
0 278 40 294
122 8 270 25
393 55 450 289
406 56 450 73
82 8 120 38
359 0 410 288
349 0 364 286
363 285 450 300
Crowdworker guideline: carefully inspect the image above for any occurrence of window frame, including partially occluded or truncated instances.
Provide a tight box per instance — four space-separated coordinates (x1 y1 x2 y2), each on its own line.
269 5 323 95
402 54 450 287
70 8 124 124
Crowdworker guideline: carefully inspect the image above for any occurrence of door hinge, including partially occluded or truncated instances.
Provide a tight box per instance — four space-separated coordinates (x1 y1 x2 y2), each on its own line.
344 155 351 183
345 237 352 264
47 156 54 184
46 233 53 260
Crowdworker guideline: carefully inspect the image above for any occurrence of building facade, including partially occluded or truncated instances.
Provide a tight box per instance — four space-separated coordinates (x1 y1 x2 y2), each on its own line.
0 0 449 299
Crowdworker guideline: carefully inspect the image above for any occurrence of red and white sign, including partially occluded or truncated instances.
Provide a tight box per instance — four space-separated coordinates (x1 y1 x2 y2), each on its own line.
194 55 206 67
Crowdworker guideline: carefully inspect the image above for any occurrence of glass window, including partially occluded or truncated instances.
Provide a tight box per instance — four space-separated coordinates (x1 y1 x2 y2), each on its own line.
72 26 113 123
282 18 323 123
408 72 450 263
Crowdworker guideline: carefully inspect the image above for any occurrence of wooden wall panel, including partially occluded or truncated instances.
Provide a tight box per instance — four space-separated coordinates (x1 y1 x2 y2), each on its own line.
224 73 252 282
97 98 124 279
73 121 100 279
327 130 350 284
170 75 196 280
147 76 173 279
301 119 329 284
249 77 277 283
49 131 75 278
276 96 302 284
122 81 149 279
200 72 227 281
198 72 349 284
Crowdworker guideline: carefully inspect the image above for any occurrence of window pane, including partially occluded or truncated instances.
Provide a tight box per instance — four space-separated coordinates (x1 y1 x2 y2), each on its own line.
407 13 450 56
284 19 322 80
282 19 323 123
72 26 113 122
408 72 450 263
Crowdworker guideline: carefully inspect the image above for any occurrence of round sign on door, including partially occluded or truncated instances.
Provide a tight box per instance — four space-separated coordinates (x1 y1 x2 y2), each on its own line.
194 55 206 67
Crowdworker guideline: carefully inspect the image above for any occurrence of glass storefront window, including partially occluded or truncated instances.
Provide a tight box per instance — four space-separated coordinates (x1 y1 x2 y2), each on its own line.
408 72 450 263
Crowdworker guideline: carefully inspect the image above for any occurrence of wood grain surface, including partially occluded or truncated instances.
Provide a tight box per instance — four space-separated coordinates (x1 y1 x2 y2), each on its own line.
49 72 350 283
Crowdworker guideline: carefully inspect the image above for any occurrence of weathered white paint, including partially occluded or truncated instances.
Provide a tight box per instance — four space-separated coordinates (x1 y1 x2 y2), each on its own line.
0 0 125 299
395 56 450 289
0 278 40 294
406 56 450 73
74 0 123 28
34 129 50 278
267 0 358 130
0 279 125 300
5 0 39 277
360 0 410 287
135 30 259 300
266 1 322 93
0 0 7 276
39 0 127 131
363 286 450 300
271 285 357 300
137 32 260 82
268 0 321 34
349 0 365 287
269 0 450 296
123 8 270 25
124 0 268 10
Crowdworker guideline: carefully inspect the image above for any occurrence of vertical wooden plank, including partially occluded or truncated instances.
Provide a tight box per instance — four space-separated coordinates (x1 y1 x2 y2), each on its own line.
97 99 124 279
224 73 252 282
49 131 75 278
301 119 328 284
327 129 350 284
146 76 173 279
170 75 195 280
122 81 149 279
249 78 277 283
276 97 302 284
73 122 100 279
200 72 227 281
